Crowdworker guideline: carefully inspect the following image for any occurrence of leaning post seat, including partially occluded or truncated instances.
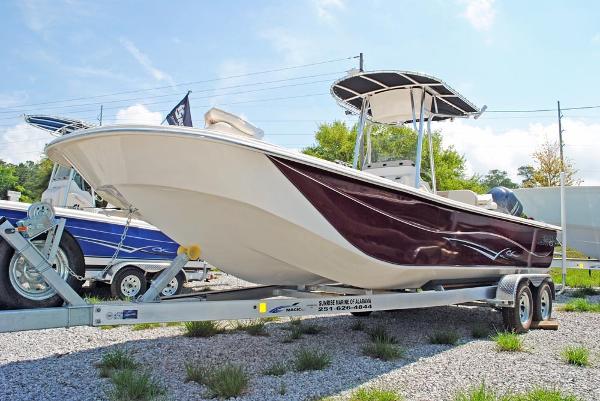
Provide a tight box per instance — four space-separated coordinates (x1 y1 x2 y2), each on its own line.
204 107 264 139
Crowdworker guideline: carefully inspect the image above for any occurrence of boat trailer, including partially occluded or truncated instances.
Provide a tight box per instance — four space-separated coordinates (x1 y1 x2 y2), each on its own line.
0 203 557 334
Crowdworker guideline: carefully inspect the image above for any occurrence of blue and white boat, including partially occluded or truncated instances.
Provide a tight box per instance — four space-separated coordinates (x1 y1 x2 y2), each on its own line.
0 116 208 309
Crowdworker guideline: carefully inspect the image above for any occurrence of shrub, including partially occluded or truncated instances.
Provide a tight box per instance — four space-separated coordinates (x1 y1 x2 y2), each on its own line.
183 321 224 337
428 330 460 345
263 362 287 376
184 362 210 385
369 325 398 344
363 339 405 361
351 320 366 331
350 388 403 401
97 349 137 376
492 332 523 352
294 348 332 371
131 323 162 331
205 363 249 399
235 319 268 336
453 383 498 401
107 369 165 401
471 325 491 339
562 298 600 312
561 345 590 367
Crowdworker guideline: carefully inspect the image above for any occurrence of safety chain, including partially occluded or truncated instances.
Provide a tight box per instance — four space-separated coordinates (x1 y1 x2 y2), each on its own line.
98 207 138 278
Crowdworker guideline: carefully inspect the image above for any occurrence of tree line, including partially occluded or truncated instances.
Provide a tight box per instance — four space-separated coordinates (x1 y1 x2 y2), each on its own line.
302 121 580 193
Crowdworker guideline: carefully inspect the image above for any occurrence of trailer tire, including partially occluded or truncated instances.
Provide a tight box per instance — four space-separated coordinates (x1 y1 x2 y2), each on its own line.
0 231 85 309
160 271 185 297
111 267 147 299
532 281 553 322
501 281 533 333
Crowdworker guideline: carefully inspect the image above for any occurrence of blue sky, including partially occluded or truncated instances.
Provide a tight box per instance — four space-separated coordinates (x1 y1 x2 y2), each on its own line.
1 0 599 183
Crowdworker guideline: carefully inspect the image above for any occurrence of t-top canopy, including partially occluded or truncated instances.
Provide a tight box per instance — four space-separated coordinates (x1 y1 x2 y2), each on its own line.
331 70 480 123
24 115 92 136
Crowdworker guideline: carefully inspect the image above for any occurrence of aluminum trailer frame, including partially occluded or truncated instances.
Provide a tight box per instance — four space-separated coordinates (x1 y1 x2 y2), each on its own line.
0 204 554 334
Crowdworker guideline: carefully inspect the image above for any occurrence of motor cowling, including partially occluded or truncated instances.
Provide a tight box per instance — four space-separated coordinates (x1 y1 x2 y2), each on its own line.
488 186 523 216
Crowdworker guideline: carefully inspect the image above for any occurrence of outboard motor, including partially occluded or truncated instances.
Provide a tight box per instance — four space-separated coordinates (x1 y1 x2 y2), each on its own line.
489 186 523 216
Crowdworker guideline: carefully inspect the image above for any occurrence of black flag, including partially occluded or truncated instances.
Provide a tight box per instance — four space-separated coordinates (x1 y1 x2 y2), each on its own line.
166 92 193 127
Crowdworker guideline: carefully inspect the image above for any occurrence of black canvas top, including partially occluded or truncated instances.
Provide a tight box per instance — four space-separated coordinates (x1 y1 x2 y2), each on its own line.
331 70 480 123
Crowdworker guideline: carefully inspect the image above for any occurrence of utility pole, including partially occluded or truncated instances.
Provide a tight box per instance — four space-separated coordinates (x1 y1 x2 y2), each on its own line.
557 100 564 170
359 52 364 72
98 105 103 126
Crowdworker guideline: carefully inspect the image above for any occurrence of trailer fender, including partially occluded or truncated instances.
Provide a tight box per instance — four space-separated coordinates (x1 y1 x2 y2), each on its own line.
495 274 551 306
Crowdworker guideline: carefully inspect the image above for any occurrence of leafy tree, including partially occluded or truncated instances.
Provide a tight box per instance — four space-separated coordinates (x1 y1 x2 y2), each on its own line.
0 162 18 198
517 165 536 188
517 140 580 187
303 121 486 193
481 169 518 190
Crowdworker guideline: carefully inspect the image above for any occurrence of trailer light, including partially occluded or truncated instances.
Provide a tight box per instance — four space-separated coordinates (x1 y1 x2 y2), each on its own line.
258 302 267 313
16 226 28 232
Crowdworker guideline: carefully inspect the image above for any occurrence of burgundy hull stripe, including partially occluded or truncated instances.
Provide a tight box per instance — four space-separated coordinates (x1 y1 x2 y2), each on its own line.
269 155 556 268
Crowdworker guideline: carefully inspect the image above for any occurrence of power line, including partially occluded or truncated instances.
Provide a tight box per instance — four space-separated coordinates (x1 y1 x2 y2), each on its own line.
487 104 600 113
0 56 359 111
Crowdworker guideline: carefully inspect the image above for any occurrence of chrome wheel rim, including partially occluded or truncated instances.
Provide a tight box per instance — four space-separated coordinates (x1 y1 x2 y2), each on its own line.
8 240 70 301
519 291 532 325
161 277 179 296
540 289 551 320
120 275 142 297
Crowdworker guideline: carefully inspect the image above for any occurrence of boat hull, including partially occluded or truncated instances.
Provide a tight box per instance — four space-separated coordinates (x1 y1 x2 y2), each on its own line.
0 200 182 265
45 126 558 289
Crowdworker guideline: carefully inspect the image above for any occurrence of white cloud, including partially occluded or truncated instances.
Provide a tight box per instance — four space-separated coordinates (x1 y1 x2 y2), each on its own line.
115 104 163 125
260 29 311 64
460 0 496 31
314 0 345 21
0 123 53 163
0 92 28 108
120 38 174 84
434 118 600 185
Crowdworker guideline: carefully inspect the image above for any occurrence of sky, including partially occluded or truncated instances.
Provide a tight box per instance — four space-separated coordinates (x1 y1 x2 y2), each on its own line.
1 0 599 184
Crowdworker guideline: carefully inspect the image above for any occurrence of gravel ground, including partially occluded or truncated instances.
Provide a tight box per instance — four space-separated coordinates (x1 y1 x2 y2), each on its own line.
0 277 598 401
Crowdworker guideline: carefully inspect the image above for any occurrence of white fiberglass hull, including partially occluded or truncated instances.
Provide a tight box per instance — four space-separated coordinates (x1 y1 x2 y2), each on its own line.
46 125 558 289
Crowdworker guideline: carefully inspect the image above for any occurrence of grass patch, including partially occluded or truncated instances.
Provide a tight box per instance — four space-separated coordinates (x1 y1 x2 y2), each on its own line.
428 330 460 345
350 388 402 401
299 323 322 335
282 325 304 343
278 382 286 396
454 384 580 401
562 345 590 367
183 321 224 337
107 369 165 401
351 320 366 331
471 325 491 339
165 321 183 327
363 339 405 361
100 325 120 330
185 361 249 398
562 298 600 312
235 319 268 336
294 348 331 371
97 349 137 377
550 267 600 289
131 323 162 331
263 362 287 376
492 332 523 352
369 325 398 344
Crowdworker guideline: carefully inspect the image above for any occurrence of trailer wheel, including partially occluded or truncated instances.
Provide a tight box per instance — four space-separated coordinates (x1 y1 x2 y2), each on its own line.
0 232 85 309
111 267 147 299
159 271 185 297
532 281 553 322
502 281 533 333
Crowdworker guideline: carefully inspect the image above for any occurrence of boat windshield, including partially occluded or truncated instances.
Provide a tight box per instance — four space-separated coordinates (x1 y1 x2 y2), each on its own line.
366 125 418 164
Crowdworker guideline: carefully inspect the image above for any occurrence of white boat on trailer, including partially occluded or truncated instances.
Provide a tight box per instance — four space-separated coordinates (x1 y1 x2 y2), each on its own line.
0 68 559 334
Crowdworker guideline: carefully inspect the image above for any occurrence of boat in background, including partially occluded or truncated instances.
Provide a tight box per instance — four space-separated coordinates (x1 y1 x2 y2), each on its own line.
514 186 600 259
45 70 560 290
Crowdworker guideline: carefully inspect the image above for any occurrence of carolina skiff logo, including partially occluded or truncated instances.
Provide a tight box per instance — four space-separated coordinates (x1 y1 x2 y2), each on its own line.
269 302 303 313
443 237 518 261
173 104 186 125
